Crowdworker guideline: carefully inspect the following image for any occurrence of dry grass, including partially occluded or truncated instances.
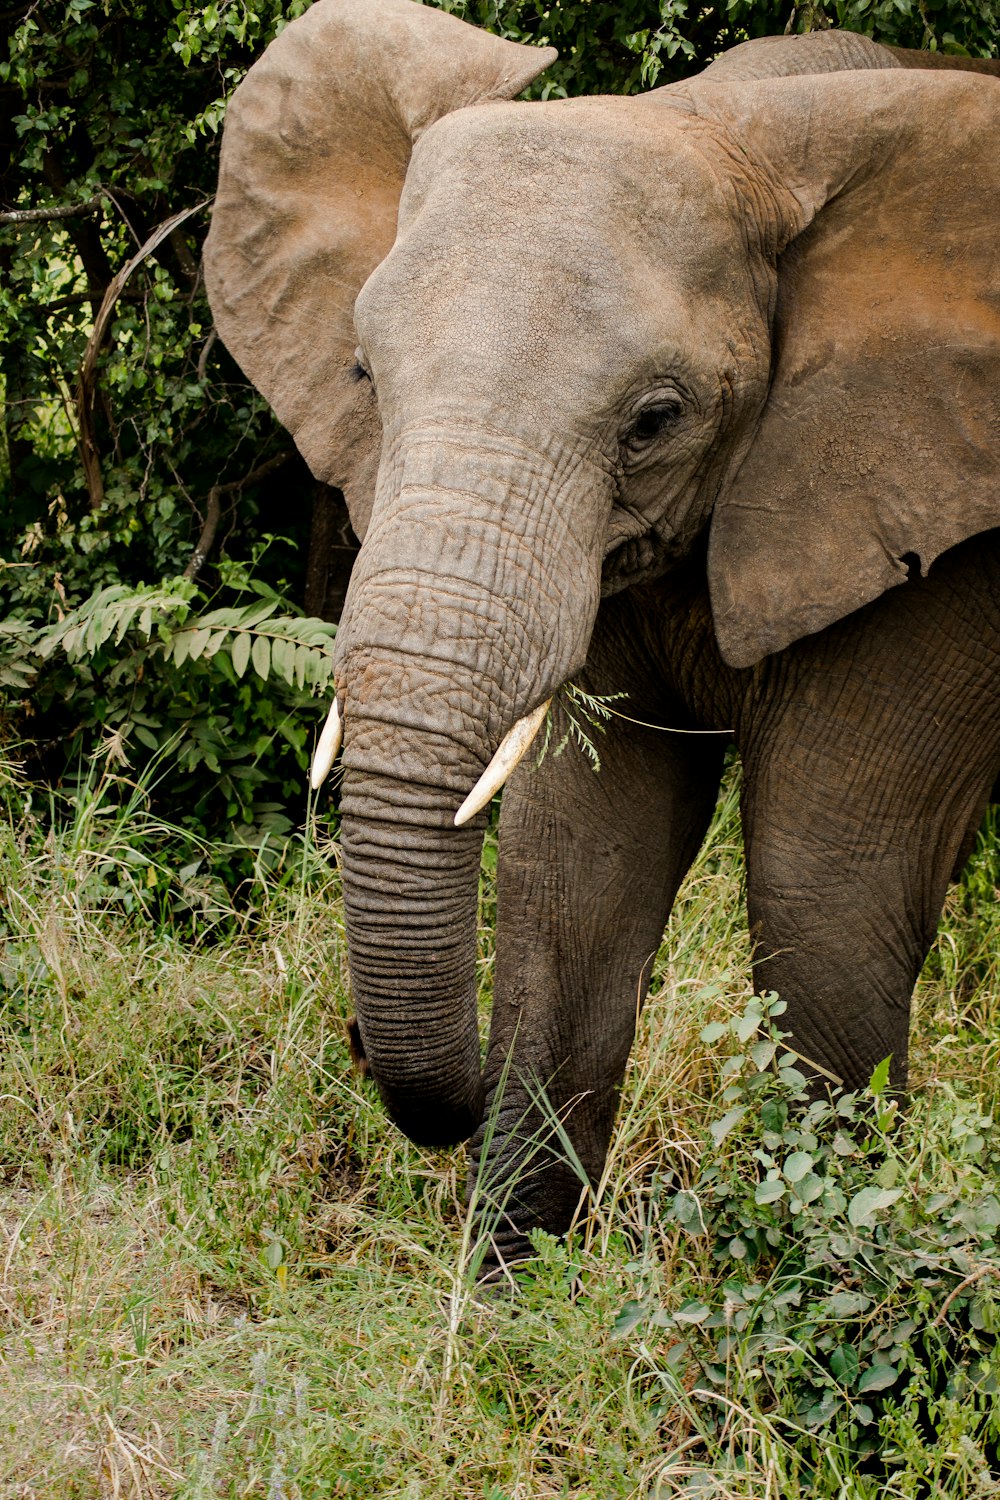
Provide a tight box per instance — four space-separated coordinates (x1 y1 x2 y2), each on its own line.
0 768 998 1496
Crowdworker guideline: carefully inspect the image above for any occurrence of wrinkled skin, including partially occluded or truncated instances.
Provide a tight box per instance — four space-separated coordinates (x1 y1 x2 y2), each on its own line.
477 534 1000 1260
204 3 1000 1269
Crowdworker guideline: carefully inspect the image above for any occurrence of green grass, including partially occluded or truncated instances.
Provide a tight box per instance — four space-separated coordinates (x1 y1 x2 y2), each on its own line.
1 763 999 1497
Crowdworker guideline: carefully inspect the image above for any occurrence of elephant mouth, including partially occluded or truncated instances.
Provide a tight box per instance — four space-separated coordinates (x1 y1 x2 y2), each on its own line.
310 691 553 829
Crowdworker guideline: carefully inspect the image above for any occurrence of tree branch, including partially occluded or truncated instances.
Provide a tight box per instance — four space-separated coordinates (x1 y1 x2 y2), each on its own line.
183 450 294 582
76 199 210 510
0 192 106 226
196 328 217 384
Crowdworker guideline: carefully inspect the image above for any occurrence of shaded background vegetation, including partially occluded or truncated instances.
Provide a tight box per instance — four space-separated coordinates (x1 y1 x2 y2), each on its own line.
2 0 998 875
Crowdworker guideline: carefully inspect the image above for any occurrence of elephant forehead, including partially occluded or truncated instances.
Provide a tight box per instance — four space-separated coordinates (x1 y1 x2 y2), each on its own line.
356 99 755 411
400 97 742 287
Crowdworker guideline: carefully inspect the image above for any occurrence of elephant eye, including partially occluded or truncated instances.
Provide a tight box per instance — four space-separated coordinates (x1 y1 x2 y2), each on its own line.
350 347 372 383
623 398 683 457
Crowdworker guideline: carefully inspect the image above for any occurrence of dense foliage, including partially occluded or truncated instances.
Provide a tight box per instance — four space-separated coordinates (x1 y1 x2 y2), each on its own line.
2 0 998 867
619 994 1000 1481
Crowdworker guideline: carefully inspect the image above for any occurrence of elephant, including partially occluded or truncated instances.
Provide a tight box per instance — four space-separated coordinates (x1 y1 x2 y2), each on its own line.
204 0 1000 1269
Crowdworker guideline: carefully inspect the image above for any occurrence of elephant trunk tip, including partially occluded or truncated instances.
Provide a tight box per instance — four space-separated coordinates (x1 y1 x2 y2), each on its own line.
383 1080 486 1149
352 1008 486 1147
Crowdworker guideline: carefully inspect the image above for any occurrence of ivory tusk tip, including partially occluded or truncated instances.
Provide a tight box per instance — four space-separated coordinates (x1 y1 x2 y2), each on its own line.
453 799 477 829
453 698 551 827
309 696 342 790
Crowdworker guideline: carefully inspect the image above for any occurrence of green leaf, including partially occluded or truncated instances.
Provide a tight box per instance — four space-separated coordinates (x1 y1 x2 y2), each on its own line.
825 1291 871 1317
857 1362 899 1393
673 1300 711 1324
612 1300 647 1337
700 1021 727 1044
735 1010 761 1044
876 1157 900 1189
271 636 294 686
847 1186 903 1228
231 632 251 679
804 1392 840 1429
709 1106 745 1148
239 597 279 628
868 1056 892 1096
750 1038 778 1070
671 1190 705 1233
251 633 271 681
783 1151 814 1184
184 626 213 662
830 1345 859 1384
796 1172 825 1205
170 630 193 667
755 1178 786 1205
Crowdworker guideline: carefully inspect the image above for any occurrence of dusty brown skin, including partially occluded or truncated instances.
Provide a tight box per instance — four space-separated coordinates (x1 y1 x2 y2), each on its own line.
205 2 1000 1265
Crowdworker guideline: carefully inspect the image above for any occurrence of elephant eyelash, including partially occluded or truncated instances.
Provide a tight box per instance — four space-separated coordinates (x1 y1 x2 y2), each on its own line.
349 361 371 383
622 399 684 456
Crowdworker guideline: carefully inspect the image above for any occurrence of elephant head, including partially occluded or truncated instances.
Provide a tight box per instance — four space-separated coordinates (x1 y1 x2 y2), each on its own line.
204 0 1000 1148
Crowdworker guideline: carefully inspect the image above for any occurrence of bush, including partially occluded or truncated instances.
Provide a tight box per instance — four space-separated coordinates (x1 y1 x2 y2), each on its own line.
616 994 1000 1491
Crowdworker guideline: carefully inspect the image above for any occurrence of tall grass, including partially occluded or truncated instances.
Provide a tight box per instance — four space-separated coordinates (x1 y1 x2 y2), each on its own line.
1 760 998 1497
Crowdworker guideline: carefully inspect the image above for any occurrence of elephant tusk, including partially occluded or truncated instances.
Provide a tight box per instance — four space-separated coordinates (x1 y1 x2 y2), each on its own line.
310 696 343 790
454 699 551 827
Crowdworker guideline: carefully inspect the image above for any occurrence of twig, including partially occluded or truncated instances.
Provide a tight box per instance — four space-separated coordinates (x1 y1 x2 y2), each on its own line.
0 192 105 226
182 449 293 581
196 328 217 383
599 700 733 736
930 1264 1000 1328
76 198 210 510
35 290 143 315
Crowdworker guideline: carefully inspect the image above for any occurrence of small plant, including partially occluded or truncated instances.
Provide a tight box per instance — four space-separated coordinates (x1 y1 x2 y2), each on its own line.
0 569 339 881
615 994 1000 1485
536 681 627 772
614 990 1000 1482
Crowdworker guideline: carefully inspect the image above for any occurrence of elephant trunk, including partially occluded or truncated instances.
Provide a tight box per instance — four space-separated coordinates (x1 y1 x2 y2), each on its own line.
331 430 606 1146
340 772 485 1145
337 646 549 1146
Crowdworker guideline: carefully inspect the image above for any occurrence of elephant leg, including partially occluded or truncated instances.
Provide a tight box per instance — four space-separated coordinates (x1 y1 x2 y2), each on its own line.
469 609 726 1268
740 560 1000 1095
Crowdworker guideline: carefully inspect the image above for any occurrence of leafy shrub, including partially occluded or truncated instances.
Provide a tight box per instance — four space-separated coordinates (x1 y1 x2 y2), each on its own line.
614 995 1000 1487
0 562 338 879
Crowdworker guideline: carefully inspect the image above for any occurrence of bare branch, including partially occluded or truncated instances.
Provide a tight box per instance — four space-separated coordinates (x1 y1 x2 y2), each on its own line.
183 485 223 586
183 450 293 582
0 192 106 226
76 199 211 510
196 328 218 384
36 290 144 315
930 1265 1000 1329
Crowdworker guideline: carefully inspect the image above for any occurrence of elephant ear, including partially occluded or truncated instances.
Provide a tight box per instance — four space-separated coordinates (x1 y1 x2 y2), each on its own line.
693 69 1000 668
694 28 904 80
694 28 1000 82
203 0 555 539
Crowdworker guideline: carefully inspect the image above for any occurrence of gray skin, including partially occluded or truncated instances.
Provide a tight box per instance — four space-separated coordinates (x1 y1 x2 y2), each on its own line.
477 535 1000 1260
203 2 1000 1269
